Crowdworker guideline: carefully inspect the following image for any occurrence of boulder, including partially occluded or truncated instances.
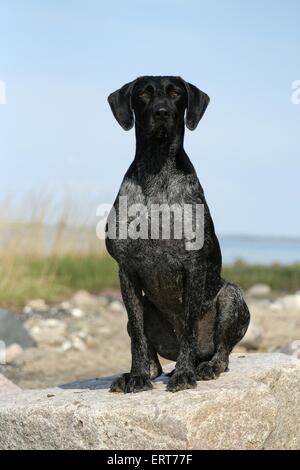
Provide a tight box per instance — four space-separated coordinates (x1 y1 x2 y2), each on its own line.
0 353 299 450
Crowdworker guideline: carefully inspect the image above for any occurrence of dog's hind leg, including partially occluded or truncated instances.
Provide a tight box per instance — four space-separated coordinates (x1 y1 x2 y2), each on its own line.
196 282 250 381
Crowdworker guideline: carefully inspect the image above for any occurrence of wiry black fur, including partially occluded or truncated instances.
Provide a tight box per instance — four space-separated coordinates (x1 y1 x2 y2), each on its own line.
106 76 250 393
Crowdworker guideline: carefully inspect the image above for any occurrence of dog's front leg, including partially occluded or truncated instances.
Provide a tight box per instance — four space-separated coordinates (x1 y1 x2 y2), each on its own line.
167 262 207 392
110 268 153 393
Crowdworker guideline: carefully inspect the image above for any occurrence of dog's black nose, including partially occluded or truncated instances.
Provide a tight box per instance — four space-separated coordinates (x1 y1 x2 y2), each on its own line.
154 107 170 119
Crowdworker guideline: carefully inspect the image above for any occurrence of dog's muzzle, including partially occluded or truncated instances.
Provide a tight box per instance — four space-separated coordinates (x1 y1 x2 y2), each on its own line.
154 107 171 120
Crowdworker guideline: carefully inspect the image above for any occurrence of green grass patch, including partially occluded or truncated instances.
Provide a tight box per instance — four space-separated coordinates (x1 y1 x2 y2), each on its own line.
223 260 300 291
1 255 300 310
0 254 119 309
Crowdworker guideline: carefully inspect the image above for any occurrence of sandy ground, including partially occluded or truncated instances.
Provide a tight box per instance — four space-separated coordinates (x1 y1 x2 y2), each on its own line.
2 291 300 389
2 303 132 388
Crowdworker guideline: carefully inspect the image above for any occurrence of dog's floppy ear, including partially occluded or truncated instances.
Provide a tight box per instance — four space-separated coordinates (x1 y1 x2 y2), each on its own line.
180 79 210 130
107 80 137 130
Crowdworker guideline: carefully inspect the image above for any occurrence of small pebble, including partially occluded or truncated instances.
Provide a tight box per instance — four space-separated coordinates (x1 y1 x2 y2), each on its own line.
5 344 24 363
71 308 85 319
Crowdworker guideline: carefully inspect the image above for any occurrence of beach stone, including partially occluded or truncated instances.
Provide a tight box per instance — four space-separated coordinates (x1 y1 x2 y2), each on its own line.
24 299 49 313
275 294 300 311
69 333 87 351
96 296 110 307
70 290 101 312
60 301 71 311
0 354 299 450
60 340 72 352
239 321 264 350
0 310 36 349
5 344 23 364
25 318 67 346
108 300 125 314
269 301 283 312
60 332 89 352
247 284 271 298
272 340 300 359
70 308 85 318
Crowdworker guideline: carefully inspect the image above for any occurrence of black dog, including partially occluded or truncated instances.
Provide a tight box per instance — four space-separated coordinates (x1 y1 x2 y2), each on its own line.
106 76 250 393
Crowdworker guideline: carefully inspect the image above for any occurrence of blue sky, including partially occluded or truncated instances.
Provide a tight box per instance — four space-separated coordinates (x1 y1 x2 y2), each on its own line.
0 0 300 235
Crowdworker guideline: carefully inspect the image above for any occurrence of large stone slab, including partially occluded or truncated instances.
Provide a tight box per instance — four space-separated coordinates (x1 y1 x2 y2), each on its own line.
0 353 299 450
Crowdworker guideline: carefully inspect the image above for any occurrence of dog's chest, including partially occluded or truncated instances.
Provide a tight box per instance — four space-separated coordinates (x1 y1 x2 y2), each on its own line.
109 174 191 257
106 172 202 310
123 172 188 206
118 175 190 248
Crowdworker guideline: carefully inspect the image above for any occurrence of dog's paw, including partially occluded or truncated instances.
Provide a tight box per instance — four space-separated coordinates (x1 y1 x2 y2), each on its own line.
109 373 129 393
124 375 153 393
166 370 197 393
110 373 153 393
196 362 220 381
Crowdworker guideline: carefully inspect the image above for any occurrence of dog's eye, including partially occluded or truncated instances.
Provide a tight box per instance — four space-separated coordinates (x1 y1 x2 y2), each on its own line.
138 90 150 98
169 89 180 98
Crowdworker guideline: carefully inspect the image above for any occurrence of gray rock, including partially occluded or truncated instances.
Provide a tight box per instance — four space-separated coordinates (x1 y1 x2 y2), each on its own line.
0 353 299 450
25 318 66 346
5 344 23 364
70 308 85 318
0 310 36 349
108 300 125 314
23 299 49 314
60 332 89 352
70 290 101 312
271 294 300 311
60 301 71 311
60 340 72 352
69 333 87 351
96 296 110 307
272 340 300 358
247 284 271 298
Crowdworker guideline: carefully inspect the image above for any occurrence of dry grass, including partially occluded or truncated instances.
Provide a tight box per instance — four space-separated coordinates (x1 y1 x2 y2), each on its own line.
0 198 110 309
1 198 300 310
0 254 119 309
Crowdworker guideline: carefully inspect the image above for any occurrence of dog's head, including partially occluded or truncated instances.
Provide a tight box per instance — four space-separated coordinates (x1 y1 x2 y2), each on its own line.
108 76 210 139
